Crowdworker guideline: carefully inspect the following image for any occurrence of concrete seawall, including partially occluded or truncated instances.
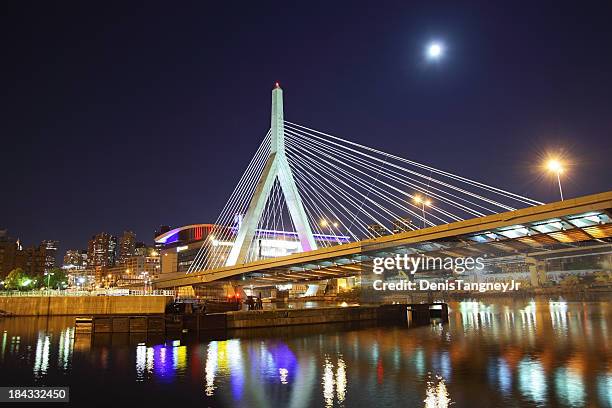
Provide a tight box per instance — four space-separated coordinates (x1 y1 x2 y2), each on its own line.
224 305 381 329
0 296 174 316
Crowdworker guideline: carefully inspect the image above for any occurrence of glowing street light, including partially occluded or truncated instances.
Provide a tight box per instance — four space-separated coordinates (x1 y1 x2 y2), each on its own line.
413 194 432 228
320 219 341 244
545 158 565 201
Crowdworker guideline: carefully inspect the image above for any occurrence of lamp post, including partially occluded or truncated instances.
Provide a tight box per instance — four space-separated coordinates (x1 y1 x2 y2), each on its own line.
413 195 432 228
45 271 54 290
142 272 149 294
546 159 564 201
77 277 85 291
320 219 341 243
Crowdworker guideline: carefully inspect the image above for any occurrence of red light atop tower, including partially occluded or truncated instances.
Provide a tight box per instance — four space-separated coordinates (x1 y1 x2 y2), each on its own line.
274 82 280 88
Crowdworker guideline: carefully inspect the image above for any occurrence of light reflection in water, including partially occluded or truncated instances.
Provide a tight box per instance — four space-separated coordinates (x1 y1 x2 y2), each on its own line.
1 331 7 361
321 355 347 407
203 339 300 399
431 351 451 381
136 343 146 382
413 348 426 377
497 357 512 395
227 340 243 401
57 327 74 371
9 335 20 354
205 341 218 396
135 340 187 383
518 357 547 405
0 298 609 407
519 301 537 331
33 333 50 379
555 366 585 407
550 301 569 334
336 356 346 403
279 367 288 384
597 373 612 407
147 346 154 373
423 375 451 408
322 357 334 407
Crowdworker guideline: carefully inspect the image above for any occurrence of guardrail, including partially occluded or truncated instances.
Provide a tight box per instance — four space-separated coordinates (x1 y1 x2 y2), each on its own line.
0 289 176 297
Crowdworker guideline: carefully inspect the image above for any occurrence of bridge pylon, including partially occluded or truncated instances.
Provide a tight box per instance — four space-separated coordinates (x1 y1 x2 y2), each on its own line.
225 83 317 266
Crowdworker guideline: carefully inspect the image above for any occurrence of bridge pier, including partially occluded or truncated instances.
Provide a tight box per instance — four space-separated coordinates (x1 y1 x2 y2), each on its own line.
527 257 548 287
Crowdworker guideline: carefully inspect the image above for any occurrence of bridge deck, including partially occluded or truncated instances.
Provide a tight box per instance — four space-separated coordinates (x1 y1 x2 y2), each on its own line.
154 191 612 288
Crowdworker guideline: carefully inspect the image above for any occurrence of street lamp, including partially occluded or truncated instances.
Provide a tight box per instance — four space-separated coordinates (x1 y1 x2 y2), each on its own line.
546 158 564 201
45 271 54 289
320 219 341 243
413 195 432 228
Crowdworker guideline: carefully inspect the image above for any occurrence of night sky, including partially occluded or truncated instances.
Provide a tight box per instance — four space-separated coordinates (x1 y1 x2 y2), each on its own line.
2 1 611 254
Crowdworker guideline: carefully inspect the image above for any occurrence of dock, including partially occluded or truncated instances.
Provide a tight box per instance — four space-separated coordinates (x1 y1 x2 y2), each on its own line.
75 303 448 334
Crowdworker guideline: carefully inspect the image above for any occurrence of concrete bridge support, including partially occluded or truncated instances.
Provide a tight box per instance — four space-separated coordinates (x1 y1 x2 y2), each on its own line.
527 257 548 287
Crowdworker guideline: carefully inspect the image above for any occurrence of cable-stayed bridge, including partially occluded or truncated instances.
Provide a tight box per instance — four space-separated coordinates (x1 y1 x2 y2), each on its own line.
153 85 612 289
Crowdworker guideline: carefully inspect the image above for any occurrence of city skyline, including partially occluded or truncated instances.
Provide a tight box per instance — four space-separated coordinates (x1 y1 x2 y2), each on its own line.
2 1 611 251
0 3 610 406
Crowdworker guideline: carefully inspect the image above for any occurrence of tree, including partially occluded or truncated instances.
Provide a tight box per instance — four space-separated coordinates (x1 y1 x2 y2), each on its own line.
4 268 34 290
45 267 68 289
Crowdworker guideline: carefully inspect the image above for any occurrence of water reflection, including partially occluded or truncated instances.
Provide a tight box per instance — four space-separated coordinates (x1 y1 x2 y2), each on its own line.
322 357 334 407
0 297 609 407
321 355 347 407
424 375 451 408
136 340 187 382
33 333 50 379
597 373 612 407
555 366 585 406
205 341 217 396
518 357 547 405
57 327 73 370
1 331 6 361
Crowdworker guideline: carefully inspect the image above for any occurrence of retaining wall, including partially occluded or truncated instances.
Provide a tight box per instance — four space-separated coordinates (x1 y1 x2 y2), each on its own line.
225 305 382 329
0 296 174 316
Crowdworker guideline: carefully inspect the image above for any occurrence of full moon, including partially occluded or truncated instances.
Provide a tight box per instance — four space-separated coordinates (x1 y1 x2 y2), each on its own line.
426 41 444 60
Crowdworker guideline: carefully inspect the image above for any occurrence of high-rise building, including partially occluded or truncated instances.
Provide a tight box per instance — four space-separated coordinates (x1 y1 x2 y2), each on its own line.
0 230 18 279
87 232 117 268
367 223 388 237
118 231 136 265
134 242 147 256
1 233 60 278
15 243 51 277
392 217 413 234
41 240 59 271
63 249 85 269
80 249 88 269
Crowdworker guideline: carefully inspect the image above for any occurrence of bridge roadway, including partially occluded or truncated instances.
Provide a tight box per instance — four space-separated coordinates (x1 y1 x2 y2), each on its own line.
153 191 612 289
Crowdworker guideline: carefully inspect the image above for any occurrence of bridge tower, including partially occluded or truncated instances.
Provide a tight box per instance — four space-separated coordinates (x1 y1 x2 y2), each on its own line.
225 83 317 266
